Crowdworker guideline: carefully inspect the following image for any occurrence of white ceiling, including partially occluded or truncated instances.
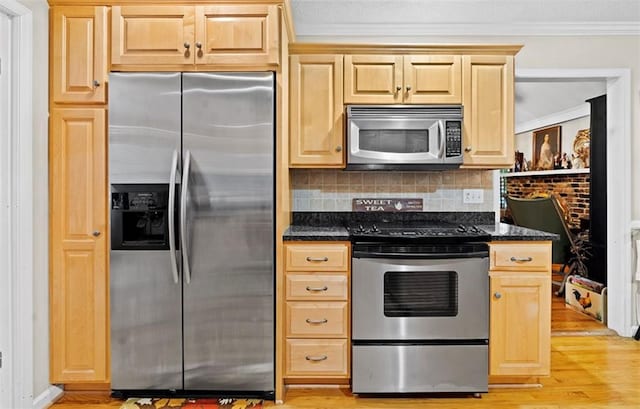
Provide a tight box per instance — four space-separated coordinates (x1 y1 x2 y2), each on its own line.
289 0 633 128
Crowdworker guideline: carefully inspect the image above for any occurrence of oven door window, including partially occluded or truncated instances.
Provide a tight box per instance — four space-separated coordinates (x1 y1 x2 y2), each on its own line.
383 271 458 317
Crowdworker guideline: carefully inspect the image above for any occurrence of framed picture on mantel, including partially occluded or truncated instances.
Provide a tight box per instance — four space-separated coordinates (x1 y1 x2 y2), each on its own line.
532 125 561 170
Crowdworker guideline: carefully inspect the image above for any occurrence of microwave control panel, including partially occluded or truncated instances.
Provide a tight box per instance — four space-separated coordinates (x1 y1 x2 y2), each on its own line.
445 121 462 157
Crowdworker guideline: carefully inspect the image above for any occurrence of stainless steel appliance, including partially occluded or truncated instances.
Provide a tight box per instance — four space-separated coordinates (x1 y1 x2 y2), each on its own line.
109 72 275 398
346 105 463 170
350 222 489 395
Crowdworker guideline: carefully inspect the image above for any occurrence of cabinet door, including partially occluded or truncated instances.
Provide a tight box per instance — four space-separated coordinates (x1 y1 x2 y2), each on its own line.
111 6 194 67
344 55 403 104
50 108 108 383
195 4 278 67
289 55 344 167
403 55 461 104
51 6 107 103
462 55 514 167
489 272 551 376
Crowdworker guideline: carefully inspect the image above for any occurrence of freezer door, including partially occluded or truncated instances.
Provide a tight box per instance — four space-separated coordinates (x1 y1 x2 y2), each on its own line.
181 72 275 391
109 73 183 391
109 72 181 184
110 250 182 390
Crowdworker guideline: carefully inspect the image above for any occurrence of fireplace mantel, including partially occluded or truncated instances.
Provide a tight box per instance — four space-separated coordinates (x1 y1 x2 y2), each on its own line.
502 168 590 178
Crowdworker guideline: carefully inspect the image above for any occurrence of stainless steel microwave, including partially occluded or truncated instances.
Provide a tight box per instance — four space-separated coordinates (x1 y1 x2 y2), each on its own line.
346 105 464 170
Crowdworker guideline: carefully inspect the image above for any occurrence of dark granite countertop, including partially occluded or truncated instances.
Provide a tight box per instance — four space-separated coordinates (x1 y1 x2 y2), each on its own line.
283 212 558 242
283 225 350 241
477 223 559 241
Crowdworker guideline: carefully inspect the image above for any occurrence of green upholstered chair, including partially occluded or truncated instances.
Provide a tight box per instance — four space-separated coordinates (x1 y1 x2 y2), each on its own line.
505 195 580 295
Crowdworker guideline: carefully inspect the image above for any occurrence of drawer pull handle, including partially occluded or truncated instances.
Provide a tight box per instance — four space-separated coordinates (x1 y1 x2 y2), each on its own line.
306 286 329 292
305 355 328 362
306 256 329 262
305 318 328 325
510 256 533 262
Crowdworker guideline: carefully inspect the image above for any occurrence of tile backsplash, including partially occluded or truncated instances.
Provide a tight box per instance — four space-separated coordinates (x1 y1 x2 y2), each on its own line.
292 169 495 212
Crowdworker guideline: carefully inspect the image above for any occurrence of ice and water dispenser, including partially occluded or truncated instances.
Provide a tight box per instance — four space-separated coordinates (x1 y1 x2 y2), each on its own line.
110 184 173 251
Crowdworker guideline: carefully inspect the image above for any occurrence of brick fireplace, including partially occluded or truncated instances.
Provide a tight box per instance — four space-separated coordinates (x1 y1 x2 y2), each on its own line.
503 170 590 230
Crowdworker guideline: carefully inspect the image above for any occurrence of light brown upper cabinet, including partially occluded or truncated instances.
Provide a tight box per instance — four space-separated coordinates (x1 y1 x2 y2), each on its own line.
50 108 108 383
344 55 462 104
461 55 514 168
51 6 108 104
112 5 279 69
289 55 344 167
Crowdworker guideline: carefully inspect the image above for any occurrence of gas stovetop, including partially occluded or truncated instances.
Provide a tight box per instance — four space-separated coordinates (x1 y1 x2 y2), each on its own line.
348 221 491 243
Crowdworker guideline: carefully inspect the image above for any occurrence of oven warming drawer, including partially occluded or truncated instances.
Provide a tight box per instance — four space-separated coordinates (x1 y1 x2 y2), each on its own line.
352 344 488 394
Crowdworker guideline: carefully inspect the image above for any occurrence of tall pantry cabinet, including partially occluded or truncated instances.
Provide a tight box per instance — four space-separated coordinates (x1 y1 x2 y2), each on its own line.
49 5 109 383
49 2 292 399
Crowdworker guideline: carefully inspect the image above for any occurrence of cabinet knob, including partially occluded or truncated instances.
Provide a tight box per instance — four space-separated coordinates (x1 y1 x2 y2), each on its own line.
195 42 202 49
184 42 191 49
465 146 472 152
406 85 412 92
335 146 342 152
93 80 100 88
494 292 502 299
92 230 101 237
395 85 402 92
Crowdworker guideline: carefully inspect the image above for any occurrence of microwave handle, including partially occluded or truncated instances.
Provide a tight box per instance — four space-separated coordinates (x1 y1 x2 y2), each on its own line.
438 120 446 159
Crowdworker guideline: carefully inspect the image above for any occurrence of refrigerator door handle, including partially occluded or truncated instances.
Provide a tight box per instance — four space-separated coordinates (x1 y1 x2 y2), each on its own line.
168 149 180 284
180 150 192 284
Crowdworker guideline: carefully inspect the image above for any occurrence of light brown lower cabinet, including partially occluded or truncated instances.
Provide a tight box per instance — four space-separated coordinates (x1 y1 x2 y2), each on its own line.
283 242 351 381
49 108 109 383
488 241 552 378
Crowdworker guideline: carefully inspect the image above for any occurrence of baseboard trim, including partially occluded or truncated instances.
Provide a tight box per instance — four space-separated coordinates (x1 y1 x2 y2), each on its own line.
33 385 64 409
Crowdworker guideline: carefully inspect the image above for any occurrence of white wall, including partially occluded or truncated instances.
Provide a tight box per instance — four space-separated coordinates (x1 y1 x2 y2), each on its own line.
513 36 639 221
17 0 49 399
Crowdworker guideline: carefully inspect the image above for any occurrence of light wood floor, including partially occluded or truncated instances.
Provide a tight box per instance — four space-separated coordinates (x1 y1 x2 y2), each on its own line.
51 291 637 409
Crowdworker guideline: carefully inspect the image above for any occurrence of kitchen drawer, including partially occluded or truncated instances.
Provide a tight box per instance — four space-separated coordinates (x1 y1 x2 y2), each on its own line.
286 273 348 301
285 339 348 377
490 242 551 272
286 302 348 338
285 243 349 272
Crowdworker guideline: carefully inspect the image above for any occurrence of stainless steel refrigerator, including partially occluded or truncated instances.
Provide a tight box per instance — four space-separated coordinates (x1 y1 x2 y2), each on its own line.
108 72 274 398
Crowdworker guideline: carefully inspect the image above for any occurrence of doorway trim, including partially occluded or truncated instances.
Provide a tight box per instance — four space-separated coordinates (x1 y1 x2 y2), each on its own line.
515 68 632 337
0 0 34 407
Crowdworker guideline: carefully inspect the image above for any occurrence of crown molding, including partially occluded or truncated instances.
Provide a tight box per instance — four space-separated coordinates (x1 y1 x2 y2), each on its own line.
295 21 640 37
515 103 590 134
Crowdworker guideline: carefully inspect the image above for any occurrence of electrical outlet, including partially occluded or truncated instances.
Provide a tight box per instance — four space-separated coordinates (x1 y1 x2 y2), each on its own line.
463 189 484 204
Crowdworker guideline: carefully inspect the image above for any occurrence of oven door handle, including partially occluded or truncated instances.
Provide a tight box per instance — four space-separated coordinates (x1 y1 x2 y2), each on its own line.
353 251 489 259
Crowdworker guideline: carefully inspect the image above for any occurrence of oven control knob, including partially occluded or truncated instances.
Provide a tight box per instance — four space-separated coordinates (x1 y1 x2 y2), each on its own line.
358 224 365 232
371 224 379 233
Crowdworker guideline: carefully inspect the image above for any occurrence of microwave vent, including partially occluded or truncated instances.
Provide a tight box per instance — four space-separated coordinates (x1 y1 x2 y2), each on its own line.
347 105 463 119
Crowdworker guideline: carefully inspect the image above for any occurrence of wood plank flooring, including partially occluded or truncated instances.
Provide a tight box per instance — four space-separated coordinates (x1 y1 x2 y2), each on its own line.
51 289 636 409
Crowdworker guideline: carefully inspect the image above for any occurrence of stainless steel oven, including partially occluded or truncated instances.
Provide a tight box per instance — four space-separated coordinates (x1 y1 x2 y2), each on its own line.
346 105 463 170
351 242 489 394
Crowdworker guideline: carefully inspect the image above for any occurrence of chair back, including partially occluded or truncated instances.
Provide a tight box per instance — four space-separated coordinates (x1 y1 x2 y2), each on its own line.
505 195 574 265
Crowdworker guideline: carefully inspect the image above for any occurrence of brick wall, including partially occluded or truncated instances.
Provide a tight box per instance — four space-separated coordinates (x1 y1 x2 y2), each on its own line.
505 173 590 229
